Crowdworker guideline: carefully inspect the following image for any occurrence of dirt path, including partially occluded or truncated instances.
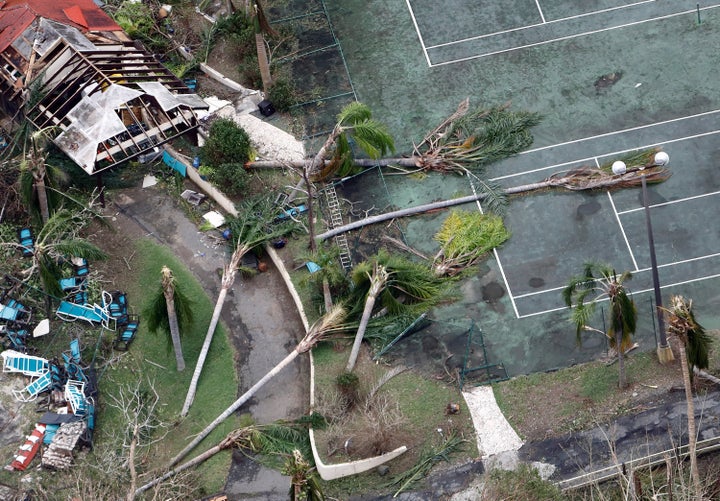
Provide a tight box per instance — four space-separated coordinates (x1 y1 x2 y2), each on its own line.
107 183 308 499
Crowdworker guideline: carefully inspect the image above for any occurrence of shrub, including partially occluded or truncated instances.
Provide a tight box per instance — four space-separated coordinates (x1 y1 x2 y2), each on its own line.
206 163 249 195
267 78 297 112
201 118 251 167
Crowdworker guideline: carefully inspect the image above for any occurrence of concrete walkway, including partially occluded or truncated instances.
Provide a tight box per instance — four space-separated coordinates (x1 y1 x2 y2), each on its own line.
112 184 307 500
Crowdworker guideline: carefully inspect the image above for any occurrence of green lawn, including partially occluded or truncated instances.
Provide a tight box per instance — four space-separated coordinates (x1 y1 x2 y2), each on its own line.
98 238 240 495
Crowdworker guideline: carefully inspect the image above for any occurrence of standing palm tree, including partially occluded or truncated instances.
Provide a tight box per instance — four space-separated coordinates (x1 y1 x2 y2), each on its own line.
181 197 296 416
563 263 637 389
248 1 276 94
169 305 346 467
665 295 712 494
144 266 194 372
16 126 66 226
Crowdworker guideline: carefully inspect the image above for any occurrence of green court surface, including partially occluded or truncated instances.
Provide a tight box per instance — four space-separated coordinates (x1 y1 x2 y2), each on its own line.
291 0 720 378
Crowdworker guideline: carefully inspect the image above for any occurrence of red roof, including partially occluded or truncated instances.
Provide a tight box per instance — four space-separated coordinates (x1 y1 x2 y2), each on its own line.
0 0 121 51
0 5 35 53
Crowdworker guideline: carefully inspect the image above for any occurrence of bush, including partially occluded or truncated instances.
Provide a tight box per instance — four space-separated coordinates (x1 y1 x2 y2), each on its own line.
206 163 249 195
267 78 297 112
201 118 251 166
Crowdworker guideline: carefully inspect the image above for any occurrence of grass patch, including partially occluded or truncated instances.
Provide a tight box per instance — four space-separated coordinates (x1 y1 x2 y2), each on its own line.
98 238 240 494
493 352 682 441
311 342 477 499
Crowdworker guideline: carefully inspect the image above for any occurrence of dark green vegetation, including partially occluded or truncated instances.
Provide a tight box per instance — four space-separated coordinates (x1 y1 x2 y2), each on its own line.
98 239 240 494
199 118 251 195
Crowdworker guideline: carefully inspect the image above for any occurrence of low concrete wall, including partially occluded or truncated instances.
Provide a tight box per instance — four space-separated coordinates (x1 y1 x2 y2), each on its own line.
163 142 406 481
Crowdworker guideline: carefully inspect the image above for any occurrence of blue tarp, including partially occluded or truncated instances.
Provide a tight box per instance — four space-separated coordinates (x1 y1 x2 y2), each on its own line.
163 151 187 177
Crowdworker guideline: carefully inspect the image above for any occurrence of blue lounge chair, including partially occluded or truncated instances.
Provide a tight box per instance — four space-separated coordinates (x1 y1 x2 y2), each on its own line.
72 258 89 278
64 380 87 417
59 277 86 293
103 291 128 324
68 289 88 305
17 228 34 257
0 303 19 321
0 299 30 323
13 371 52 402
69 339 81 364
2 328 28 352
1 350 48 376
56 301 113 330
275 204 308 222
114 315 139 351
61 352 86 383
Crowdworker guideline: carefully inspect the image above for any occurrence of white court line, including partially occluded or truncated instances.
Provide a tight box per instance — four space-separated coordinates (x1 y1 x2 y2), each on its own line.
404 0 432 67
468 178 520 318
514 254 720 318
617 190 720 215
427 0 654 49
491 127 720 183
534 0 546 24
429 5 720 66
518 273 720 318
598 153 640 272
514 251 720 301
522 108 720 155
607 189 639 271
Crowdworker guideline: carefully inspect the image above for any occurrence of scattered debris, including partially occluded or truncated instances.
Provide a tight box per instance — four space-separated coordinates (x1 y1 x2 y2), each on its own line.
594 71 623 93
181 190 207 206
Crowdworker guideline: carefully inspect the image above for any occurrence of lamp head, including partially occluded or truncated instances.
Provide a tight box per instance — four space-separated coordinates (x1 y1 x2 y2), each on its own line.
654 151 670 166
612 161 627 175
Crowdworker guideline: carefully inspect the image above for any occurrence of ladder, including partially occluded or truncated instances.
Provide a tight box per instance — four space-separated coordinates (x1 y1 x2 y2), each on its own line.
324 185 352 271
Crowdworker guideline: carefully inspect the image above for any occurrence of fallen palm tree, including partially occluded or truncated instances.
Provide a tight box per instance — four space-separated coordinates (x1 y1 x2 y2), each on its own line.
246 99 540 179
316 149 669 241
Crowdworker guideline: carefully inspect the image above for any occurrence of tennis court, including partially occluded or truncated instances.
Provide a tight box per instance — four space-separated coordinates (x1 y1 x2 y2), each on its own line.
321 0 720 376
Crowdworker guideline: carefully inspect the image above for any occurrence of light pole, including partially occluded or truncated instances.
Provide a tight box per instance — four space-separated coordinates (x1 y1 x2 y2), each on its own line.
612 152 674 363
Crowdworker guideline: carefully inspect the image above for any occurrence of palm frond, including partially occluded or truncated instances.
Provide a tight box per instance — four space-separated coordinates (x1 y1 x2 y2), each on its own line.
172 282 195 332
349 121 395 159
52 240 107 261
570 303 596 340
338 102 372 125
144 287 171 335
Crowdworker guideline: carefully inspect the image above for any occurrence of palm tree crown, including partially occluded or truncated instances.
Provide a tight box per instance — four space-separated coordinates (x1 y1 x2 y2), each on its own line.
563 263 637 388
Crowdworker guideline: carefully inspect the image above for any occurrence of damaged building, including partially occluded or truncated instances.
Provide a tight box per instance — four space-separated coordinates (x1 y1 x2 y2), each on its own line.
0 0 207 174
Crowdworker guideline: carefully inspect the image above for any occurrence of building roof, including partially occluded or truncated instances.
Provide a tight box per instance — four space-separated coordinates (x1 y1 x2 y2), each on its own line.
0 0 120 52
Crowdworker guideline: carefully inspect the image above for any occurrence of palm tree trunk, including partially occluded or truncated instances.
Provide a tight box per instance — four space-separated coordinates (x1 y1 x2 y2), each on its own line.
677 339 701 493
346 293 377 372
322 278 332 312
255 32 272 94
314 177 605 241
182 246 245 416
137 441 225 496
169 349 300 467
616 330 626 389
346 266 387 372
248 158 418 169
165 293 185 371
181 287 228 416
35 175 50 225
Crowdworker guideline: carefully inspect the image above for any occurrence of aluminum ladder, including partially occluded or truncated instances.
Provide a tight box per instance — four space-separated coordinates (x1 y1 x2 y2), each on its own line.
324 185 352 271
